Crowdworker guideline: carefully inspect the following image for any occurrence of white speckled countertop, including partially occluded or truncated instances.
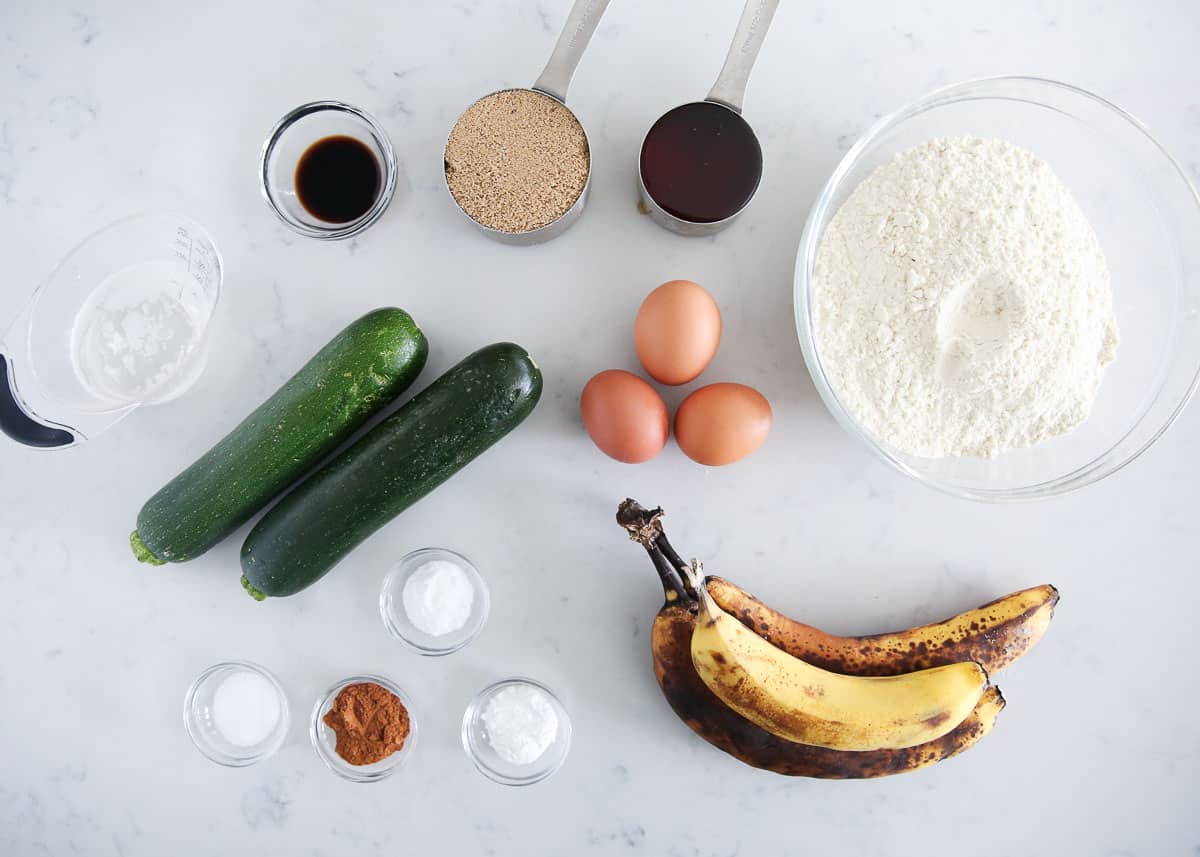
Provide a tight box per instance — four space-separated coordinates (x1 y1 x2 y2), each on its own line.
2 1 1199 854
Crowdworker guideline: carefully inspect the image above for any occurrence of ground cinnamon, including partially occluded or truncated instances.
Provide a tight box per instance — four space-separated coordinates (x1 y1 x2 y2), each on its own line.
322 681 410 765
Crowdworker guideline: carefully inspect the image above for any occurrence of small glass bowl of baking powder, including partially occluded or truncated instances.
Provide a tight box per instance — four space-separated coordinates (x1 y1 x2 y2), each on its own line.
461 677 572 786
184 661 290 767
380 548 490 656
310 675 418 783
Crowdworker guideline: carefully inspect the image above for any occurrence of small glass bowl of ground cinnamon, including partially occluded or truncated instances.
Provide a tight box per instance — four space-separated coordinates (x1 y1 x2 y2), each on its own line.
310 675 417 782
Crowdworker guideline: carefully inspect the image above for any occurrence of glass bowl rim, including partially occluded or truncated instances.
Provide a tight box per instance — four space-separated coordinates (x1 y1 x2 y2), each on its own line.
379 546 491 656
460 676 572 786
793 74 1200 502
309 673 418 782
259 100 398 240
183 659 290 767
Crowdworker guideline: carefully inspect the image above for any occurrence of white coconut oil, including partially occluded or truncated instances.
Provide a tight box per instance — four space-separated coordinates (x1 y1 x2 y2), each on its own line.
69 260 209 405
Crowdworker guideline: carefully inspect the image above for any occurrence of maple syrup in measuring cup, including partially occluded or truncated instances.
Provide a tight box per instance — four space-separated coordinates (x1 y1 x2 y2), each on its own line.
637 0 778 236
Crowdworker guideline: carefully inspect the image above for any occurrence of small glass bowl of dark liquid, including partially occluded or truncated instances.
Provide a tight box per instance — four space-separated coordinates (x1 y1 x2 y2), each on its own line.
260 101 397 240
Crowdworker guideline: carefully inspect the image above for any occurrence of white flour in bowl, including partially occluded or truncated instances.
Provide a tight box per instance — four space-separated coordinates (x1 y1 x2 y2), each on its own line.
813 137 1119 459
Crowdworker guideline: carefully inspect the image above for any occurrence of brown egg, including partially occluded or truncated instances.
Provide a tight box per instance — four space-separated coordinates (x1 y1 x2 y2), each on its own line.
675 383 772 466
635 280 722 385
581 370 670 463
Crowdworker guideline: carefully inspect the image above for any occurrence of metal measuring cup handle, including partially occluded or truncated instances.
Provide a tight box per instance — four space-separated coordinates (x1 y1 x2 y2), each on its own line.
532 0 612 103
706 0 780 114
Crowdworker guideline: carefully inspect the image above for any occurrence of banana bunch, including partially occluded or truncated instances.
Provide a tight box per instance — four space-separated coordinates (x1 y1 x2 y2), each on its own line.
617 499 1058 778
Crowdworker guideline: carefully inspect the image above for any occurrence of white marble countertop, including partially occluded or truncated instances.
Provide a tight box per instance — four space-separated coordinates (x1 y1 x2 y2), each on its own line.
2 1 1199 854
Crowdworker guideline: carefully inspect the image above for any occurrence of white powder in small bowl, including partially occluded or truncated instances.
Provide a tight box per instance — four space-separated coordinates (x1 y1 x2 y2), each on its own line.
211 670 281 747
481 685 559 765
402 559 475 637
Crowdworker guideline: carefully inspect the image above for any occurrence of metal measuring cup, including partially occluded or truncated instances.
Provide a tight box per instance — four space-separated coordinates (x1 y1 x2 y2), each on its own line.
638 0 780 236
443 0 612 245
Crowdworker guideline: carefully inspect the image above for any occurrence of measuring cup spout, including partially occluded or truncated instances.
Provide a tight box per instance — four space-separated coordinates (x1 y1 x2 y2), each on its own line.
532 0 613 102
705 0 780 113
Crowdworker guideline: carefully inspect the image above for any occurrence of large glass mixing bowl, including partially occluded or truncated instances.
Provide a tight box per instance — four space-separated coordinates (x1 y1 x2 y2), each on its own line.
795 77 1200 501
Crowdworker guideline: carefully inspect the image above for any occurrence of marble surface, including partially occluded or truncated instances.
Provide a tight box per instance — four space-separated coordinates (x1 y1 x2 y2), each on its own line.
2 0 1199 854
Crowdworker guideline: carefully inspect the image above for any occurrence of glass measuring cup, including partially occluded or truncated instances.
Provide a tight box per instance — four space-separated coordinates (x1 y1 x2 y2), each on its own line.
443 0 611 245
638 0 779 236
0 213 222 448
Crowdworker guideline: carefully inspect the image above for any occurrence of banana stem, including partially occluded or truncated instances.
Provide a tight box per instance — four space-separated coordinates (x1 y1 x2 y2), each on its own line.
647 541 691 605
618 498 701 603
652 534 698 598
617 498 664 545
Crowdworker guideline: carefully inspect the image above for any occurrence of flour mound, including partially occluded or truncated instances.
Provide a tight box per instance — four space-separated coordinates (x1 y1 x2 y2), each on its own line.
813 137 1119 459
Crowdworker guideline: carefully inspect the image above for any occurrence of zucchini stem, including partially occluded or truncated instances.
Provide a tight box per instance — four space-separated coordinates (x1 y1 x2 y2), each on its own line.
129 531 166 566
240 576 267 602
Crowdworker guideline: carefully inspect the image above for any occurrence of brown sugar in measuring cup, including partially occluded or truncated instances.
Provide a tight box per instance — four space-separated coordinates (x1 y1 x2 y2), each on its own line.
444 89 589 235
443 0 612 245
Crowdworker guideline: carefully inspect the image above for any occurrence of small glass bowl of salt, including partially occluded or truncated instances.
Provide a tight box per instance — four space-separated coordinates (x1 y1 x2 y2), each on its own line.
184 661 289 766
380 548 490 656
462 677 572 786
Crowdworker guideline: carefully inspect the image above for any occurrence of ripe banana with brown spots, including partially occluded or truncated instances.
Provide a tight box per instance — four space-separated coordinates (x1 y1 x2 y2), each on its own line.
689 569 990 750
652 598 1007 777
618 499 1056 777
706 576 1058 677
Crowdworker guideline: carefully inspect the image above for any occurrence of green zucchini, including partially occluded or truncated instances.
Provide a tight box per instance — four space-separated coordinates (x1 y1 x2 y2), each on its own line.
239 342 542 599
131 308 428 565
